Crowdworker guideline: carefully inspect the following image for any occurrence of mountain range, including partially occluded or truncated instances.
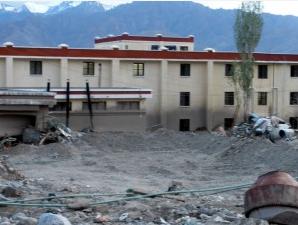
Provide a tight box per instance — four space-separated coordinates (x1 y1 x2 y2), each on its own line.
0 1 298 53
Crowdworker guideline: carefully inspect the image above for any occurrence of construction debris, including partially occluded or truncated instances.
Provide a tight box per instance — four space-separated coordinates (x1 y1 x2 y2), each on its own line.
245 171 298 225
232 113 295 142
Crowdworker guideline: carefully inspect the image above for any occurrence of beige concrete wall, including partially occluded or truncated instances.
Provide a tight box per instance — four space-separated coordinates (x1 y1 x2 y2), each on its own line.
166 61 207 130
95 40 194 51
116 60 161 128
0 59 5 87
51 112 146 132
13 58 60 87
0 114 35 136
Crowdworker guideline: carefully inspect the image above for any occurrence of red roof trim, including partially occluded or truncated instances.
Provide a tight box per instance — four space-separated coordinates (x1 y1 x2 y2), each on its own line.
1 47 298 62
94 35 194 43
55 91 152 95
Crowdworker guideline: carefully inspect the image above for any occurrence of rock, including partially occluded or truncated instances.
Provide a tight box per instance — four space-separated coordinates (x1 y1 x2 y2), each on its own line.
119 213 129 221
22 128 40 144
37 213 72 225
12 213 27 221
176 216 204 225
0 194 9 202
0 222 11 225
94 214 111 223
67 199 90 210
1 186 22 197
234 218 269 225
16 217 37 225
168 181 184 192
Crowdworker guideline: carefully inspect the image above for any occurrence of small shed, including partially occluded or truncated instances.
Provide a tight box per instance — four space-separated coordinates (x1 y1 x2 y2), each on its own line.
0 89 56 137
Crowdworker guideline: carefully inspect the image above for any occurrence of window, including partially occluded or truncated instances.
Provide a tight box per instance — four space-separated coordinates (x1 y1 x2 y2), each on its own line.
133 63 144 76
151 45 159 50
83 62 95 75
258 92 267 105
258 65 268 79
180 64 191 76
179 119 190 131
30 61 42 75
125 45 129 50
180 46 188 51
224 92 234 105
165 45 177 51
117 101 140 110
225 64 233 76
224 118 234 130
180 92 190 106
82 102 106 111
291 65 298 77
289 117 298 129
290 92 298 105
50 102 72 111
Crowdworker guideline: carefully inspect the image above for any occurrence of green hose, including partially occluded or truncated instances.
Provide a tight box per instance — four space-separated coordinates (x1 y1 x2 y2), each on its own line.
0 182 252 208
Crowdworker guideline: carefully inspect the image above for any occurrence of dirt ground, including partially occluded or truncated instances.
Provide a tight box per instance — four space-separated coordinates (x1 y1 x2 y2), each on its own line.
0 129 297 224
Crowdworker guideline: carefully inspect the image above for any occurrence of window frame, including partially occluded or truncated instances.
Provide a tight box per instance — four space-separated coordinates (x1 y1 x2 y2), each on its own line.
179 119 190 131
224 92 234 105
116 101 140 110
290 92 298 105
180 64 191 77
257 92 268 105
82 101 107 111
225 64 233 77
291 65 298 77
180 46 189 51
30 60 42 75
180 92 190 107
258 65 268 79
83 62 95 76
133 63 145 76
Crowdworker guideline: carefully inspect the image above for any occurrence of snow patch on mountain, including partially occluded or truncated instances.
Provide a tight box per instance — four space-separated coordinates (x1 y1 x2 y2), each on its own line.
23 2 49 13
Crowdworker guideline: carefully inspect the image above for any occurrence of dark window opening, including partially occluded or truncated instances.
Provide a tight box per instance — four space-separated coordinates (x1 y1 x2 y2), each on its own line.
258 65 268 79
224 92 234 105
180 46 188 51
180 92 190 106
258 92 267 105
179 119 190 131
133 63 144 76
117 101 140 110
165 45 177 51
290 117 298 129
224 118 234 130
180 64 191 76
291 65 298 77
50 102 72 111
82 102 106 111
151 45 159 50
83 62 95 75
290 92 298 105
225 64 233 76
30 61 42 75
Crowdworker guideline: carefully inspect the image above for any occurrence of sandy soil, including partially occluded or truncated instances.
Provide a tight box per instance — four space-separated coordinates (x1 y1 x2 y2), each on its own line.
0 129 296 224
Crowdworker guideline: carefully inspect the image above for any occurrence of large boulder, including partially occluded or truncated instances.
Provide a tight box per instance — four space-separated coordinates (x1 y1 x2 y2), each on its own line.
37 213 71 225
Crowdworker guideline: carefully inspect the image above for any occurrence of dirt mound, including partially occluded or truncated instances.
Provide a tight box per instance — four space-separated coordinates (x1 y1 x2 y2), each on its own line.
216 137 298 175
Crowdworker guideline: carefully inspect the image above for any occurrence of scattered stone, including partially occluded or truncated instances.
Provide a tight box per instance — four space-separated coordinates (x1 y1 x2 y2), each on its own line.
16 217 37 225
235 218 269 225
1 186 22 198
37 213 72 225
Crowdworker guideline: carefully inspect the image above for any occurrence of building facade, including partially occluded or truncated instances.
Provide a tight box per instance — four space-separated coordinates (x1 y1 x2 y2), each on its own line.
1 35 298 131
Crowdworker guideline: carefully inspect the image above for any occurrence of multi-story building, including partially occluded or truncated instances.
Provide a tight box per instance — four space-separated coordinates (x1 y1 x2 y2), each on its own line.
1 34 298 132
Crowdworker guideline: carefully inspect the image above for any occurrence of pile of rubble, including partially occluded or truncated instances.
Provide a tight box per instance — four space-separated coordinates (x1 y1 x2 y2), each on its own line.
0 117 73 150
232 113 295 142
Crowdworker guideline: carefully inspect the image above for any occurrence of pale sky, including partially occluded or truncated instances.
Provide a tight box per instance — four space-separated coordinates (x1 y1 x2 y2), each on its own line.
3 0 298 17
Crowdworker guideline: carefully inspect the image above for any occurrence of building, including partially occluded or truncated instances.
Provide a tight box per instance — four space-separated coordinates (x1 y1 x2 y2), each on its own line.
1 35 298 132
94 33 194 51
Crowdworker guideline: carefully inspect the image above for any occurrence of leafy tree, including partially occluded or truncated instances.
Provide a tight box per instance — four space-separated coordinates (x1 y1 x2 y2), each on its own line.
233 1 263 121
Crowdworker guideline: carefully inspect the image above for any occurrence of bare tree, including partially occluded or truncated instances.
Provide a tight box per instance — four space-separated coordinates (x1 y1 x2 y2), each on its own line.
233 1 263 121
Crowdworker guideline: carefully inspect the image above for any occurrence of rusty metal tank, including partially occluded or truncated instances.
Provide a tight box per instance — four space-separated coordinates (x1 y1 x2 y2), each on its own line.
245 171 298 225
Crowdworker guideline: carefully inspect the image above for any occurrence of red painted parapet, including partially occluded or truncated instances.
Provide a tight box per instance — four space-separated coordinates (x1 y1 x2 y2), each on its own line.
245 171 298 224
